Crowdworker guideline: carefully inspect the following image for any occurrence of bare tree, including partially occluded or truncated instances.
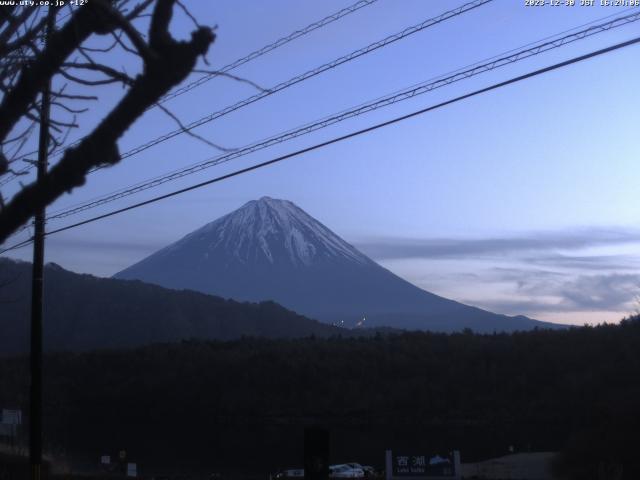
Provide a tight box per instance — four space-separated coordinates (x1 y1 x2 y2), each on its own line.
0 0 216 244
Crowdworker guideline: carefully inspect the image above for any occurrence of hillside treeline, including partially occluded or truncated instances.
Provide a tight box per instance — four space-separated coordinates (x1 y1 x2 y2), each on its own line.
0 259 339 355
0 319 639 478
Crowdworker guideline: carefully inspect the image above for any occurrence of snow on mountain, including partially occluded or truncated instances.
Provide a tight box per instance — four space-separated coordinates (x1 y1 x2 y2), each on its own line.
165 196 371 267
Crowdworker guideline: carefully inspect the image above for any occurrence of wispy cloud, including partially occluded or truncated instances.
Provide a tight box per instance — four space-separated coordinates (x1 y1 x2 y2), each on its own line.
48 237 166 254
470 272 640 312
539 273 639 311
469 274 640 317
361 227 640 323
356 227 640 261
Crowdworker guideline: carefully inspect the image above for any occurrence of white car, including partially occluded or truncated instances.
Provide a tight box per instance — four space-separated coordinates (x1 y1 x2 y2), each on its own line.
275 469 304 479
330 464 365 478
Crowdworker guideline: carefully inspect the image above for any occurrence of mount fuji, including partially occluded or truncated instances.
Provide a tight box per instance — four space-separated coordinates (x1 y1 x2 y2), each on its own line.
115 197 558 332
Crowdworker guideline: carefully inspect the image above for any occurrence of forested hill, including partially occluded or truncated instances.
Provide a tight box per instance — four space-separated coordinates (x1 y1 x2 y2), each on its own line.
0 258 339 354
0 319 638 478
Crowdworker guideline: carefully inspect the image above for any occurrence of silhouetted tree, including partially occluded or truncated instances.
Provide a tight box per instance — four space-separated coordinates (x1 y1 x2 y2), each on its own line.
2 316 639 472
0 0 215 243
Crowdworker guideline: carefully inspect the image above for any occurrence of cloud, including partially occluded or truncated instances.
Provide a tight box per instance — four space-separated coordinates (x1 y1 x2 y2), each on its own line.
48 237 165 254
524 253 640 271
467 272 640 315
556 273 640 311
362 227 640 322
356 227 640 261
466 298 573 315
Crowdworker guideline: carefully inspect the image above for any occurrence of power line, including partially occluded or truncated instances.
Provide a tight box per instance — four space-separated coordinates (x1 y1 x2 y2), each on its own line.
110 0 492 163
0 0 488 187
1 237 33 254
3 33 638 254
43 7 639 218
38 10 640 225
157 0 381 106
0 0 381 184
4 0 492 186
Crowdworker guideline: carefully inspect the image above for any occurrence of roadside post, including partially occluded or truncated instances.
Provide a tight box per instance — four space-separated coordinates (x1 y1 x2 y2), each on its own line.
304 427 330 480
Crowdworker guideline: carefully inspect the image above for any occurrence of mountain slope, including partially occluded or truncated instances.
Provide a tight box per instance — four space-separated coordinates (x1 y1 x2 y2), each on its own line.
0 258 340 355
115 197 559 332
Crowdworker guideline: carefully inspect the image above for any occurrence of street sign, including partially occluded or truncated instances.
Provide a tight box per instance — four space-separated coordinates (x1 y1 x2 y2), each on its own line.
101 455 111 465
386 450 461 480
392 453 454 476
127 463 137 477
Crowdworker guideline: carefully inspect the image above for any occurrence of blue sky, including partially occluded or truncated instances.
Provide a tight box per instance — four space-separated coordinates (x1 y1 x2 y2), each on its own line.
2 0 640 325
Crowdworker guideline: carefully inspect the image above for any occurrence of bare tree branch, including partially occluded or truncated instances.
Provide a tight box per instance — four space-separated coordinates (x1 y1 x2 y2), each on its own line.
51 101 89 114
0 0 215 243
62 61 135 85
0 4 102 142
51 91 99 101
59 68 128 86
0 6 37 52
0 14 47 57
99 3 155 61
125 0 156 21
192 68 269 93
156 103 235 153
177 0 200 29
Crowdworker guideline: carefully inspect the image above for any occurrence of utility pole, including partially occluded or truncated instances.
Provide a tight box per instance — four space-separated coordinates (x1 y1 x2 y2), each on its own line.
30 8 54 480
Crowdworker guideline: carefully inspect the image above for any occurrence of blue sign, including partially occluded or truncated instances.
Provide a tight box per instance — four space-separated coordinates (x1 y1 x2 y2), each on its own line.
391 452 455 477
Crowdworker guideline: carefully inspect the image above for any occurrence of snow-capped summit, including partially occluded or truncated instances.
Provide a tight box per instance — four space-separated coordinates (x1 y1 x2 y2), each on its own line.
115 197 558 332
169 196 371 267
